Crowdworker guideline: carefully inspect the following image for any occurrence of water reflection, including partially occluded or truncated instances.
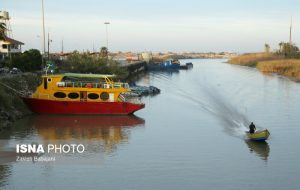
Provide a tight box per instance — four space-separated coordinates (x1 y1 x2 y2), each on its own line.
31 115 145 152
245 140 270 161
0 115 145 165
0 165 10 188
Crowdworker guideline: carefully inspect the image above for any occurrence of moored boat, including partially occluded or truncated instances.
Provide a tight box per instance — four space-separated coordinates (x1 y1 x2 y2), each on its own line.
179 62 193 70
130 85 160 96
147 59 180 70
21 73 145 115
247 129 270 141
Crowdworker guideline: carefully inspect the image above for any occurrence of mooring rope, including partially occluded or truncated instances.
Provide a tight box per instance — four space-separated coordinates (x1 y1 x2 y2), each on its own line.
0 81 25 96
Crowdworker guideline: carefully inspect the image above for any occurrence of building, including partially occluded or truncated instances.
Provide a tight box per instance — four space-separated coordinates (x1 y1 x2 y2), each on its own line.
0 36 24 60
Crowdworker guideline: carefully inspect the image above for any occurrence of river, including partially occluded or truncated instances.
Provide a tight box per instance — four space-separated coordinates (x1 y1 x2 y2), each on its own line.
1 59 300 190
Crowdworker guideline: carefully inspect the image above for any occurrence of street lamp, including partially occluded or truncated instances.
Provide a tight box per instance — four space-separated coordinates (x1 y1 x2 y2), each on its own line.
104 22 110 50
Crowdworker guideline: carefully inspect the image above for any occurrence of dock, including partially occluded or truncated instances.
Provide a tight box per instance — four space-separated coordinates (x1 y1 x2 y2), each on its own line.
120 61 147 76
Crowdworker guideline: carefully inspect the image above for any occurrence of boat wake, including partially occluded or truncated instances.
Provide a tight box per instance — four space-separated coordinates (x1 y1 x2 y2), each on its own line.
148 71 253 138
198 85 250 138
172 78 251 138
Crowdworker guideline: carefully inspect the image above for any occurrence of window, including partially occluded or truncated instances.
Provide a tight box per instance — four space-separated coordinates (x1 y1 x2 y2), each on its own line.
68 92 79 99
54 92 66 98
2 44 8 49
88 93 99 100
100 92 109 101
47 78 52 83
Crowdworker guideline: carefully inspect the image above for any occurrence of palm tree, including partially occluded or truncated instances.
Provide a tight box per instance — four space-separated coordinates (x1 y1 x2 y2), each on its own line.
278 42 284 53
0 16 7 40
100 46 108 58
264 43 270 53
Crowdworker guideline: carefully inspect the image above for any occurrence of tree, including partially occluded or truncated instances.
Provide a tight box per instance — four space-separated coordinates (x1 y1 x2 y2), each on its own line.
278 42 284 52
277 42 299 57
10 49 42 71
100 46 108 58
0 16 6 40
264 43 270 53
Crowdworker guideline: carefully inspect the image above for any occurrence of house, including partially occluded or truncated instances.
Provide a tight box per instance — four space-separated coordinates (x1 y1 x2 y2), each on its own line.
0 36 24 60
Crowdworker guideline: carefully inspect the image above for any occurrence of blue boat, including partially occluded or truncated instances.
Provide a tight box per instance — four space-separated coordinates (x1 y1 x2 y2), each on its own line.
179 62 193 70
147 59 180 71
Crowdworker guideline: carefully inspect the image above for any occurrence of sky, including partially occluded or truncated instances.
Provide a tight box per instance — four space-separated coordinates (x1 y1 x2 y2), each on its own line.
1 0 300 53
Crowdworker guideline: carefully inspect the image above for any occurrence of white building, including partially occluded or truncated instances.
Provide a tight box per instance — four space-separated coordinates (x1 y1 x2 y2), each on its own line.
0 36 24 60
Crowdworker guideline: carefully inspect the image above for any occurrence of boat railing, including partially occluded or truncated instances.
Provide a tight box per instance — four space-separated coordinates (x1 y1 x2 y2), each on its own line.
118 94 126 102
119 93 143 104
32 93 50 99
57 81 130 89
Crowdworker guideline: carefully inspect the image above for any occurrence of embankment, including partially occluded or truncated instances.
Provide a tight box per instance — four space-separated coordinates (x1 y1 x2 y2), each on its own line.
228 53 300 81
0 73 40 130
256 59 300 81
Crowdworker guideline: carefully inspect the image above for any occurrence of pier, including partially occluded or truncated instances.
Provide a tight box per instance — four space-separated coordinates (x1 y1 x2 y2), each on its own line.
121 61 147 76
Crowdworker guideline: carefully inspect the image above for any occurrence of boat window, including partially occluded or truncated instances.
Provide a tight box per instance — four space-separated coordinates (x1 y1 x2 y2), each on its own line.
47 78 52 83
88 93 99 100
68 92 79 99
43 78 48 89
54 92 66 98
100 92 109 101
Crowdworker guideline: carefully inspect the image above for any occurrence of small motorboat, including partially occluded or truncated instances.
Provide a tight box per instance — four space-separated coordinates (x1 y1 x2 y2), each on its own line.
247 129 270 141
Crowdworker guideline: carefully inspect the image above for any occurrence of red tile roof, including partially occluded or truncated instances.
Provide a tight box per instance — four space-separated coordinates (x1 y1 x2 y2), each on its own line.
3 36 24 45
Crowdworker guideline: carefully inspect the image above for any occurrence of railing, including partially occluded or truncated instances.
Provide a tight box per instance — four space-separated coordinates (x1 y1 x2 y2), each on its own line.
31 93 51 100
118 94 126 102
119 93 143 104
56 81 130 89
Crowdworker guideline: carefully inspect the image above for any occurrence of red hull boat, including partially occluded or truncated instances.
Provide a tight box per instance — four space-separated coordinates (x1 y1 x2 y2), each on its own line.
22 97 145 115
21 73 145 115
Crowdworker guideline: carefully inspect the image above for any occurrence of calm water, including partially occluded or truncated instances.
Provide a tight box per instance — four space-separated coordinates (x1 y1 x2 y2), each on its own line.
1 59 300 190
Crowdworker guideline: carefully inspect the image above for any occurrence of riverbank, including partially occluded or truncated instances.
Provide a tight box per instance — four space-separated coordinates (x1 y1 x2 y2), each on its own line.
0 73 40 130
228 53 300 81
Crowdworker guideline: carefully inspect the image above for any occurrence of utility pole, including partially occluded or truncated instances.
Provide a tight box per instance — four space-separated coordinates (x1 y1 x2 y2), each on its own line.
41 0 46 64
104 22 110 65
61 39 64 54
47 32 50 59
104 22 110 50
289 16 292 44
47 31 53 59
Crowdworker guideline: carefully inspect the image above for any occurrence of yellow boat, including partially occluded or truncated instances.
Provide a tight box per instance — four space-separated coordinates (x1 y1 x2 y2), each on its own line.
21 73 145 115
247 129 270 141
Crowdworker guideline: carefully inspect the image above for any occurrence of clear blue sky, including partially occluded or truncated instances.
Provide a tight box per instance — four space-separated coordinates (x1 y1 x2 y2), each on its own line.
2 0 300 53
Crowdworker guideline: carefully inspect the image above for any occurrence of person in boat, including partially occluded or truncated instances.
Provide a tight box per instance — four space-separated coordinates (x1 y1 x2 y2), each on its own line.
249 122 256 134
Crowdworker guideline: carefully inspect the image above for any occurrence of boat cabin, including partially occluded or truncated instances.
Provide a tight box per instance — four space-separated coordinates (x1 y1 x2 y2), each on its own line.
32 73 130 102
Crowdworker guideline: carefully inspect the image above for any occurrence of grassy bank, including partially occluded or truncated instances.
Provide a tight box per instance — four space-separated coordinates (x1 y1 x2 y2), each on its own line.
0 73 40 130
257 59 300 80
229 53 300 81
228 53 282 67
